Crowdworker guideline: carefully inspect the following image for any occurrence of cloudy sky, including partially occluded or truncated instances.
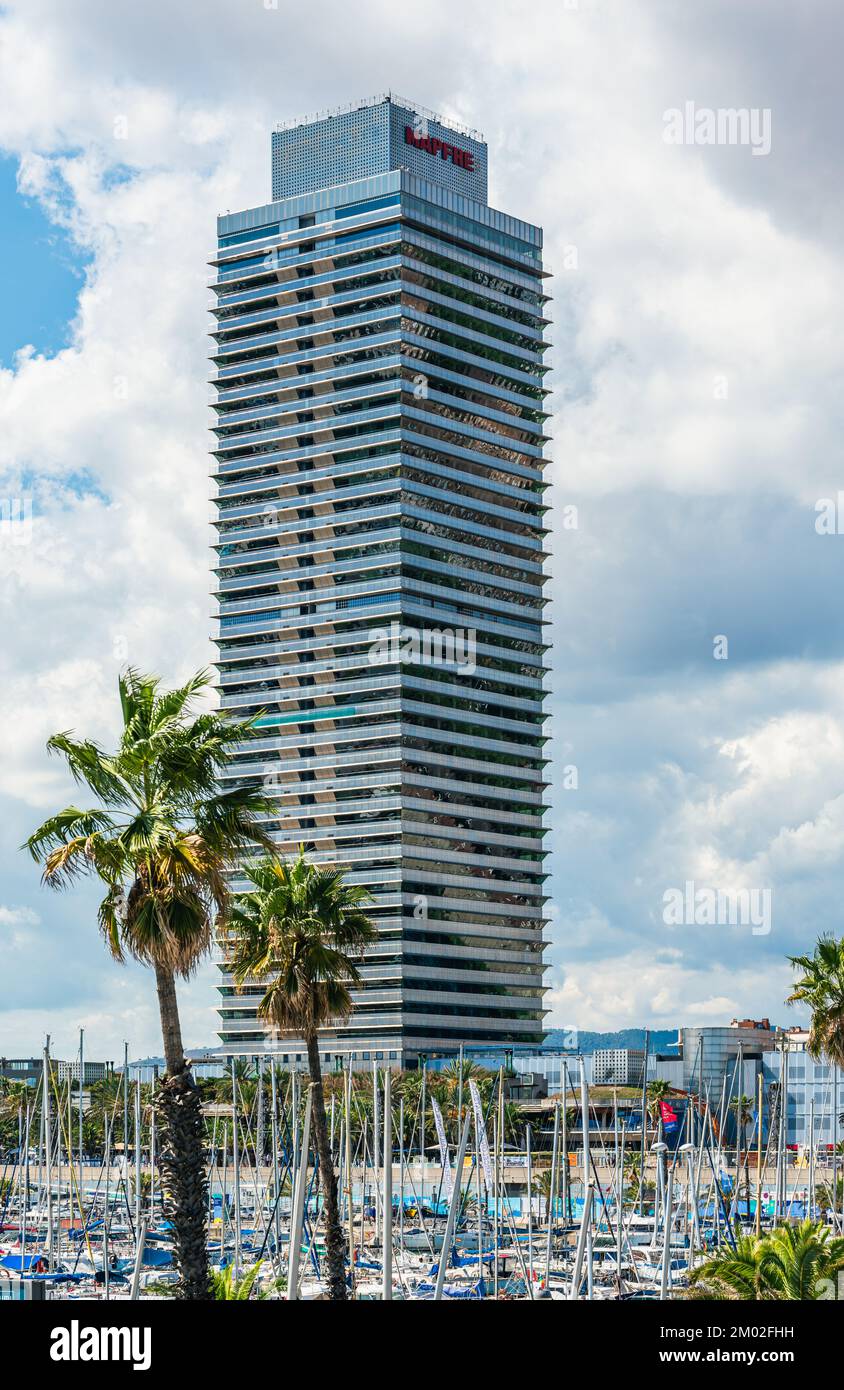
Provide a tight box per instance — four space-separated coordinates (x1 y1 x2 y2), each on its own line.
0 0 840 1064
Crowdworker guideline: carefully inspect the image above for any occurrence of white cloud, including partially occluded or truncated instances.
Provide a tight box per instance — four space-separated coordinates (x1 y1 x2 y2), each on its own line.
546 952 791 1034
0 904 40 954
0 0 838 1057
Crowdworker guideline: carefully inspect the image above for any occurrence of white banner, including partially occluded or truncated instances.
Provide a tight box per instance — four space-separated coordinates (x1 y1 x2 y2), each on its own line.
431 1096 453 1199
469 1079 494 1190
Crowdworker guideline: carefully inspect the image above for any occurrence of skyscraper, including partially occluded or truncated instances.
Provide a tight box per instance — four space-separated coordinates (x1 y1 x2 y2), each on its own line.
211 94 550 1070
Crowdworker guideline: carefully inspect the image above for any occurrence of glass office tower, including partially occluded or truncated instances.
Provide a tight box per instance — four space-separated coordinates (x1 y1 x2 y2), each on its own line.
211 94 551 1069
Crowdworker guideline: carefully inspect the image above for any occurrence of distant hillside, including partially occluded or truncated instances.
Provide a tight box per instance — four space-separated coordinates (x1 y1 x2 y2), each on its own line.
544 1028 679 1053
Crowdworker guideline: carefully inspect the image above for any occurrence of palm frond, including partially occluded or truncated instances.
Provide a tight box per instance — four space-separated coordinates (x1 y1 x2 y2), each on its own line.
194 786 277 857
786 936 844 1067
44 735 132 807
228 854 376 1040
26 666 263 984
24 807 118 862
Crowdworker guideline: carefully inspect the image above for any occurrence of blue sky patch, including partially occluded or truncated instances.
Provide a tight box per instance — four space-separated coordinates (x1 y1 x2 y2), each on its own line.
0 155 91 367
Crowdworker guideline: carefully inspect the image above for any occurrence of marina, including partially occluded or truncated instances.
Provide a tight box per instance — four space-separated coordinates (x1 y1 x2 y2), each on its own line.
2 1047 841 1301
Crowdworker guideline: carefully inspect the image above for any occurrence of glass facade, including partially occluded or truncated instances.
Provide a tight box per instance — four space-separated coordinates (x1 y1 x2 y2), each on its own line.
763 1051 843 1149
211 96 550 1068
271 93 488 203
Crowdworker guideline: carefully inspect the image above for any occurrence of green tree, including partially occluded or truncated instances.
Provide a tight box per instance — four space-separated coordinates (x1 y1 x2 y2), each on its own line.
688 1220 844 1300
0 1079 30 1158
24 668 273 1299
646 1078 671 1116
227 853 376 1302
440 1058 486 1089
788 936 844 1066
817 1175 844 1216
645 1079 672 1156
210 1259 266 1301
623 1152 655 1203
532 1165 557 1223
209 1059 258 1114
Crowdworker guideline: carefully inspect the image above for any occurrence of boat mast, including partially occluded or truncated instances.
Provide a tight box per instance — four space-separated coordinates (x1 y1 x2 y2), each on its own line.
287 1083 313 1302
123 1041 129 1191
579 1057 593 1300
344 1064 354 1288
638 1029 649 1214
231 1058 242 1279
382 1067 392 1300
433 1111 471 1300
78 1027 84 1194
43 1037 53 1272
755 1070 764 1237
544 1100 560 1280
103 1117 111 1301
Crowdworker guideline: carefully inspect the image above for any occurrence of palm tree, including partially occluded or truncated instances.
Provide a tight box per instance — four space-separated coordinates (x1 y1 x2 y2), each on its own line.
532 1166 557 1224
688 1220 844 1300
645 1079 672 1152
0 1080 30 1159
623 1152 655 1203
788 936 844 1066
817 1174 844 1216
24 668 273 1299
210 1059 257 1114
646 1078 671 1116
226 853 376 1301
730 1094 755 1220
0 1077 28 1104
210 1259 266 1301
501 1098 526 1149
441 1058 485 1089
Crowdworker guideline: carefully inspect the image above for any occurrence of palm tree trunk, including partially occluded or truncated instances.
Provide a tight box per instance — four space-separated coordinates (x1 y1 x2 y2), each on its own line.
305 1031 347 1300
155 960 186 1076
152 961 211 1300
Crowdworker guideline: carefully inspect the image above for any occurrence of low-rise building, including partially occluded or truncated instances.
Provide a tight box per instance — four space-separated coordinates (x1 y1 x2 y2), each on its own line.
1 1057 114 1087
593 1048 645 1087
762 1035 842 1151
680 1019 777 1095
0 1058 41 1085
124 1049 229 1083
55 1060 114 1084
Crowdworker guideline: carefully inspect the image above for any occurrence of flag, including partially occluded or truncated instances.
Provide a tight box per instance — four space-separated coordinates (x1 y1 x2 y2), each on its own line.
469 1079 494 1189
659 1100 679 1134
431 1097 453 1199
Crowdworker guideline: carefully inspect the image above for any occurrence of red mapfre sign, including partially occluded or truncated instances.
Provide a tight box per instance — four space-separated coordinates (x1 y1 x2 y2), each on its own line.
405 125 475 171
